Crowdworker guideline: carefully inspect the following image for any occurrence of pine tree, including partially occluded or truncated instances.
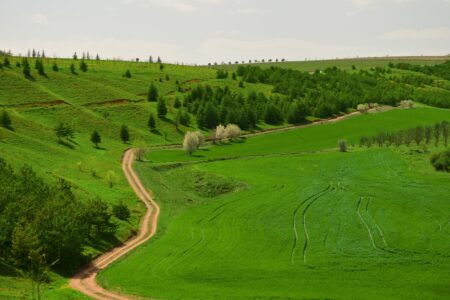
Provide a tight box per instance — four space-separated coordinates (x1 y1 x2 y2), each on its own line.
0 111 12 129
123 70 132 78
173 97 181 108
91 130 101 148
32 49 36 58
73 52 78 60
157 98 167 118
159 64 164 72
96 54 100 60
147 83 158 102
149 56 153 63
52 62 59 72
79 60 88 72
157 56 162 63
22 59 31 78
41 50 46 58
3 57 10 68
148 113 156 131
120 125 130 143
70 63 76 74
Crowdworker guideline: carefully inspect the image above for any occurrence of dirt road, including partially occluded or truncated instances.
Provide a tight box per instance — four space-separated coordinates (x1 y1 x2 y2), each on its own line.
70 149 160 300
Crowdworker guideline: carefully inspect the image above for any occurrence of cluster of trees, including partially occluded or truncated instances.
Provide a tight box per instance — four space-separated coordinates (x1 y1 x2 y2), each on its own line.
183 84 304 129
0 160 119 283
359 121 449 148
235 65 416 117
236 64 450 112
391 61 450 81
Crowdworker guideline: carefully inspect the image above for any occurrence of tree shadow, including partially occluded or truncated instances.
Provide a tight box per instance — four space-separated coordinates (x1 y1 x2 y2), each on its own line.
94 146 107 150
58 140 75 149
0 260 18 277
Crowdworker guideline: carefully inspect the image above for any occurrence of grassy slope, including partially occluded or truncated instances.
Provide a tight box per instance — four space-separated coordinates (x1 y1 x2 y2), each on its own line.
0 57 279 299
0 56 448 298
220 56 449 72
99 107 450 299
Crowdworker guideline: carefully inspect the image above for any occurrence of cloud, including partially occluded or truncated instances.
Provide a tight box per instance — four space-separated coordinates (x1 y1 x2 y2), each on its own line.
30 13 50 25
148 0 223 12
381 27 450 40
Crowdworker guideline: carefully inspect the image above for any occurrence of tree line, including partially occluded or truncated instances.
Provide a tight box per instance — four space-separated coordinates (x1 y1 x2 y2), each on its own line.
235 64 450 112
358 121 449 148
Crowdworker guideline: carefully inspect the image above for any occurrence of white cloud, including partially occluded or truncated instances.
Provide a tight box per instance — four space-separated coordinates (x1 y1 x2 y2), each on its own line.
30 13 50 25
381 27 450 40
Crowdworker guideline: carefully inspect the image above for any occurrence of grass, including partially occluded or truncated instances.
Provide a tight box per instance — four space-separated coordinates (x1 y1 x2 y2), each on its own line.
0 55 448 298
98 106 450 299
220 56 449 72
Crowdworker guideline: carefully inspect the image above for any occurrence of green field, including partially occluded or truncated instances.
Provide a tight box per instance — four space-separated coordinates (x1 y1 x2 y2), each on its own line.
221 56 449 72
1 55 449 299
98 107 450 299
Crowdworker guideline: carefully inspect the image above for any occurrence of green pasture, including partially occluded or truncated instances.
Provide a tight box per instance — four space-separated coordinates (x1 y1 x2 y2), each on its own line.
99 106 450 299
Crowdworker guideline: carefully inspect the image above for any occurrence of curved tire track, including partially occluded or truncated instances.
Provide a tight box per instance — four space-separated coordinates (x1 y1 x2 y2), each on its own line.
70 149 160 300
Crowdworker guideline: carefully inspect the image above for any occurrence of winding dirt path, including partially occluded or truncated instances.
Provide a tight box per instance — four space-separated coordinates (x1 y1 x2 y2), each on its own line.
70 149 160 300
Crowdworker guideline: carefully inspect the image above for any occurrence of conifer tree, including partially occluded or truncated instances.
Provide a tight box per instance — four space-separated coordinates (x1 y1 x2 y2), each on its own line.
79 60 88 72
22 59 31 78
148 113 156 131
157 98 167 118
52 62 59 72
147 83 158 102
73 52 78 60
3 57 10 68
120 125 130 143
70 63 76 74
91 130 101 148
0 111 12 129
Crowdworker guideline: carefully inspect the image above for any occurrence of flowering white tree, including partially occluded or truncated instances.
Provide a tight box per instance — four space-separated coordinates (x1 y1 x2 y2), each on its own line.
399 100 414 109
357 103 369 113
215 124 226 141
183 131 199 156
225 124 241 139
193 131 205 148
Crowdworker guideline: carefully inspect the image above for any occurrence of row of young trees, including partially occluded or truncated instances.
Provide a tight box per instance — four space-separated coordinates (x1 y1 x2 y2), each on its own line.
182 124 242 155
359 121 449 148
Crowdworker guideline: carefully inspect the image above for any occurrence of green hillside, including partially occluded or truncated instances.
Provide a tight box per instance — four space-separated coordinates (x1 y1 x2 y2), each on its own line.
221 56 449 72
99 107 450 299
1 55 449 299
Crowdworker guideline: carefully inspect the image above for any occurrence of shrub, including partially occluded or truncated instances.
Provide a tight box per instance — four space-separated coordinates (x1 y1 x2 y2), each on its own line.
430 150 450 172
112 201 131 221
338 139 347 152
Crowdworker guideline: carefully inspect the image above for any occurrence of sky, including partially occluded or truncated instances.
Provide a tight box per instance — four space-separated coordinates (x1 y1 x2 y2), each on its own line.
1 0 449 64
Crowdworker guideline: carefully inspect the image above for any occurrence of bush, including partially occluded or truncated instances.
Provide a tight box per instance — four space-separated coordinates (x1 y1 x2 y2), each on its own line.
338 139 347 152
430 150 450 172
112 201 131 221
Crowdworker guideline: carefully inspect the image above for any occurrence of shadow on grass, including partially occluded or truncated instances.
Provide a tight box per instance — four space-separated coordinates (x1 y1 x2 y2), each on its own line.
58 140 75 149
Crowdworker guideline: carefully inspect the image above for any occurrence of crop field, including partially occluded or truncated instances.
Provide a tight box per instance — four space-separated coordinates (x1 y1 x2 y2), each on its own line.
98 107 450 299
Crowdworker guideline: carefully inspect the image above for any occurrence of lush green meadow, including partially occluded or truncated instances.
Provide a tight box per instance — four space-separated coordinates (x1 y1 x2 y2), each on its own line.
99 107 450 299
1 55 449 299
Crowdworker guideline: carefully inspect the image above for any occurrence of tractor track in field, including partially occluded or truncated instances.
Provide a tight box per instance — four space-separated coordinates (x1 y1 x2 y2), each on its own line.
69 108 386 299
291 186 331 264
70 149 160 300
